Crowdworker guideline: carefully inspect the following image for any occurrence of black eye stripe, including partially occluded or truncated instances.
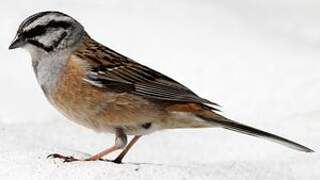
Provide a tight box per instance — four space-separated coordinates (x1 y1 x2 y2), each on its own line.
27 31 68 52
22 20 72 38
23 26 47 38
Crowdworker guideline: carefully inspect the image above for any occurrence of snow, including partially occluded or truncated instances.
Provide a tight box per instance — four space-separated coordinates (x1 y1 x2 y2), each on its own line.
0 0 320 179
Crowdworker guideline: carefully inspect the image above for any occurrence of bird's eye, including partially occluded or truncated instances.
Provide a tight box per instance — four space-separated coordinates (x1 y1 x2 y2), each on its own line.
23 25 47 38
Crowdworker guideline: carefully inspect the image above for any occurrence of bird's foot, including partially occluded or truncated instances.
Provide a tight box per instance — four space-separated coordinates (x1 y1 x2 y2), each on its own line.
110 158 123 164
47 153 122 163
47 153 80 163
96 158 122 164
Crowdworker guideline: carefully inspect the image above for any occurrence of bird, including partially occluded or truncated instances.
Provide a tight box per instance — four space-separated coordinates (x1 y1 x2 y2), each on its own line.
9 11 314 163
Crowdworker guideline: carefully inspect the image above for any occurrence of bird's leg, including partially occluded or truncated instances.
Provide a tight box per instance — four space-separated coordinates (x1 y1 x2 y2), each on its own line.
87 128 127 161
112 135 142 164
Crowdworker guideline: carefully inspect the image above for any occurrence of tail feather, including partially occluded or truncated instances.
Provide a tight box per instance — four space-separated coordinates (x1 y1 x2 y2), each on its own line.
219 120 314 152
198 114 314 152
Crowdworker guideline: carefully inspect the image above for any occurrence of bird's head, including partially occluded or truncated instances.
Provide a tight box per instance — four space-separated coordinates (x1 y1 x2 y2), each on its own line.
9 11 85 55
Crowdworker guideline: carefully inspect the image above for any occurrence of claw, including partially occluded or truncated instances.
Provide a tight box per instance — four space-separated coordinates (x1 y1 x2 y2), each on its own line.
47 153 80 163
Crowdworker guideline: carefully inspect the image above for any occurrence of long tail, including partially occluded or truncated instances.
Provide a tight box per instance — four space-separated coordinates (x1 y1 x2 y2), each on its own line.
198 113 314 152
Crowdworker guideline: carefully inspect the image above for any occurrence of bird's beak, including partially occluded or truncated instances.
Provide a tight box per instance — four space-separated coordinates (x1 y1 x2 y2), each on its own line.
9 34 25 50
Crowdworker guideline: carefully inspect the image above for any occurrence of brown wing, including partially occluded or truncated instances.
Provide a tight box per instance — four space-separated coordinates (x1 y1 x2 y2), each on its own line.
74 34 219 109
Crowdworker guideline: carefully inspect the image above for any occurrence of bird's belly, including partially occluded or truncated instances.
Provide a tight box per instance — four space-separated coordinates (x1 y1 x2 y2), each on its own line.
50 78 166 134
47 56 167 134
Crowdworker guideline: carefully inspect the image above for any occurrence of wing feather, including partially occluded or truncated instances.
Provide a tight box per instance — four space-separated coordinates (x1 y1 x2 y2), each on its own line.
75 34 220 108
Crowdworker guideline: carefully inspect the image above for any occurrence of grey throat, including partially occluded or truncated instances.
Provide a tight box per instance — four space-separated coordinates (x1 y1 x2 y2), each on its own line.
29 47 72 99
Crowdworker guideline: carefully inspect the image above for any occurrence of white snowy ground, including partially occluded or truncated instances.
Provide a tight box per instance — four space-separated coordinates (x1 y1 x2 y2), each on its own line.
1 0 320 179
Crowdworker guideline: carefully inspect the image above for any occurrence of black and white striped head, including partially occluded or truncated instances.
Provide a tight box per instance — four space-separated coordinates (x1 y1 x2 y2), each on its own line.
9 11 84 53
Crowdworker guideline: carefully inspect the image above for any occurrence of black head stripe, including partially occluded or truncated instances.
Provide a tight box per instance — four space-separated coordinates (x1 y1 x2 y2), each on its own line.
19 11 53 31
46 20 72 29
23 20 72 39
19 11 70 31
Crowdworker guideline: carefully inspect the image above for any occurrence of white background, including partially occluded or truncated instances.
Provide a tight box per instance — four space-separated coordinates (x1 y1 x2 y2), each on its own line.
0 0 319 179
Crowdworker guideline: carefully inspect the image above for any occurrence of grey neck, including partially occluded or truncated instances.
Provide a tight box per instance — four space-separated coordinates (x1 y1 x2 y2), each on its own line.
30 47 72 99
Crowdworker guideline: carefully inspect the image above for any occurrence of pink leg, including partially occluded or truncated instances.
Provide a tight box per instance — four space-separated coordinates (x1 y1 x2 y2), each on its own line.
87 144 120 161
113 135 142 164
88 128 128 161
